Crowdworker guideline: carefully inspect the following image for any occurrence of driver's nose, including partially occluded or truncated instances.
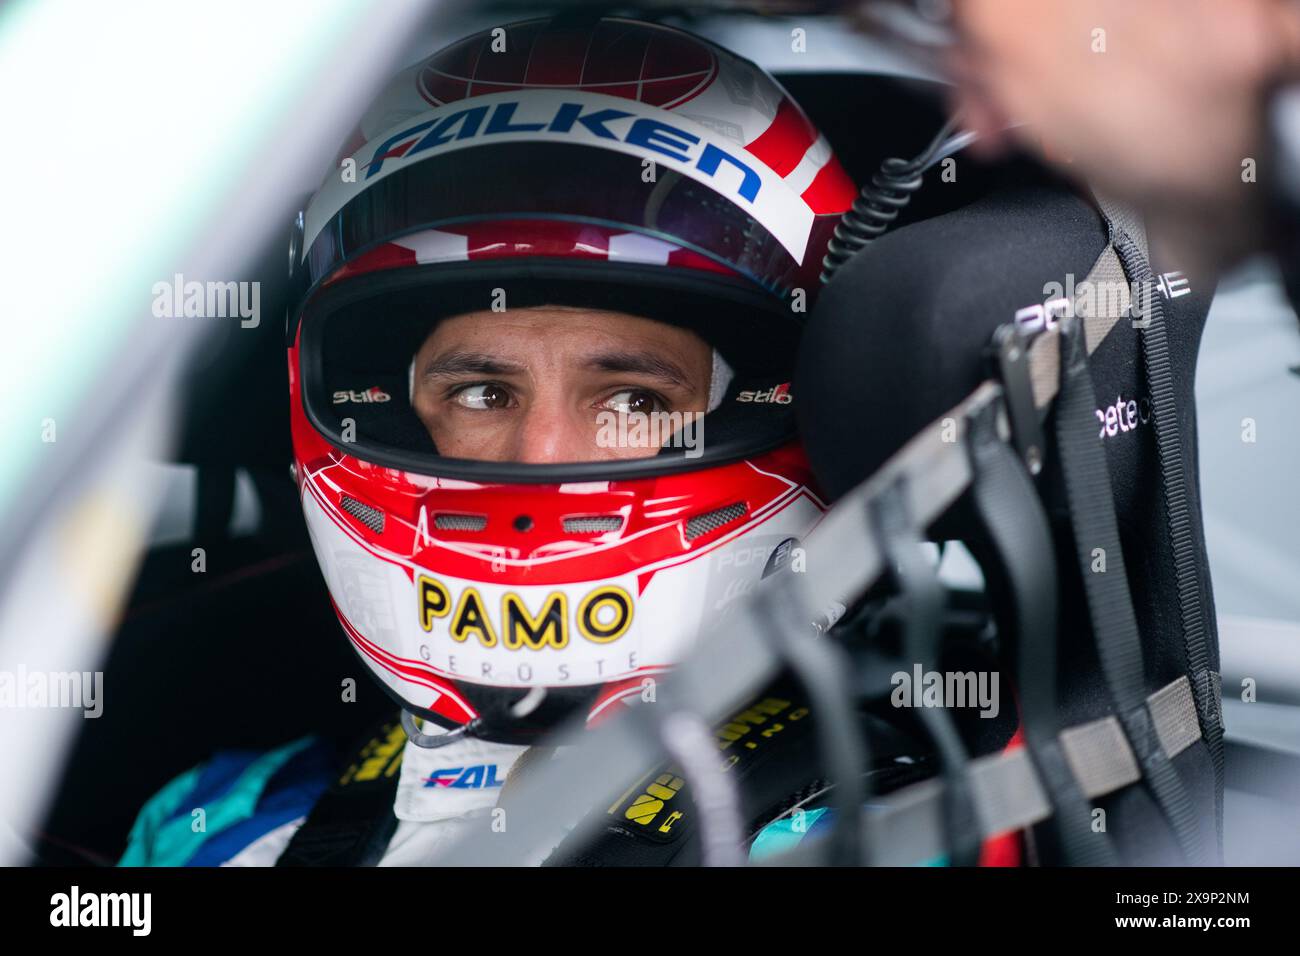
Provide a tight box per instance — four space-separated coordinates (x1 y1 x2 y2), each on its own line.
509 403 602 464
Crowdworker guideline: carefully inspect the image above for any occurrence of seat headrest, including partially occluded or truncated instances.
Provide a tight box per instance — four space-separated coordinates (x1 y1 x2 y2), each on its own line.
795 173 1109 500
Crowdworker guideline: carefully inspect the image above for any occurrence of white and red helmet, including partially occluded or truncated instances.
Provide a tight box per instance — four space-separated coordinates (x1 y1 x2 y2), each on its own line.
287 16 857 742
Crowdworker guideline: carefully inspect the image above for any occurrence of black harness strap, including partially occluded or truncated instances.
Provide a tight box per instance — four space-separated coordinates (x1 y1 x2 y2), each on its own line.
752 588 870 867
1111 230 1226 858
275 718 404 867
869 482 981 867
1055 313 1207 864
965 401 1118 865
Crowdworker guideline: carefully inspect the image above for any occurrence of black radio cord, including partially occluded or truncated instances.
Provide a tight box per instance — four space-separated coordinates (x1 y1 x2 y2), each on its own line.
821 116 977 284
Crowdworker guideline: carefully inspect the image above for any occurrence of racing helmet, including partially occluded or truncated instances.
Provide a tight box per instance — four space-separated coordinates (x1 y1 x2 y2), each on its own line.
287 16 858 743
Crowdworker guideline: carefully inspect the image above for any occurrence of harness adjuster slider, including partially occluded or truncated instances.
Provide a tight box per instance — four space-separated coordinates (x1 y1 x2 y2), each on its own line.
988 323 1047 476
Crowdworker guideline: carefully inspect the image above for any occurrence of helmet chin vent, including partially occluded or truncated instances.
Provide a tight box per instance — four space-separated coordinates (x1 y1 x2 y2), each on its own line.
563 515 624 534
339 495 385 533
685 502 747 540
434 513 488 531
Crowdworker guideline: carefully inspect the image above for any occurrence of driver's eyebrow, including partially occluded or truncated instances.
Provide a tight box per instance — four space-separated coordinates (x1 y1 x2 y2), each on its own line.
420 351 527 379
586 350 694 390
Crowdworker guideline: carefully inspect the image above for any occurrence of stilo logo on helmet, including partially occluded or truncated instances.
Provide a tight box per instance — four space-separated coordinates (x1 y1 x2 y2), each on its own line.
285 17 856 744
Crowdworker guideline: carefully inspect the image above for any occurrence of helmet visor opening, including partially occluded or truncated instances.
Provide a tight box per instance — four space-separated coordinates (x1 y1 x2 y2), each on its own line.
297 261 802 482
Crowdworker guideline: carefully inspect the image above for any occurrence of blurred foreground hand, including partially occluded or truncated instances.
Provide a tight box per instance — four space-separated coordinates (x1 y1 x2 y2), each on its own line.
941 0 1300 274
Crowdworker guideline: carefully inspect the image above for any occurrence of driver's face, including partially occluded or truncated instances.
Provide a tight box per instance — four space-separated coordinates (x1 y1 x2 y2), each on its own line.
411 305 714 463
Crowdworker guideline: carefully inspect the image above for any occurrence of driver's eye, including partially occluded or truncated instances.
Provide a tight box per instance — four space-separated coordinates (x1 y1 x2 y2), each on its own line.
602 389 664 415
452 383 511 410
